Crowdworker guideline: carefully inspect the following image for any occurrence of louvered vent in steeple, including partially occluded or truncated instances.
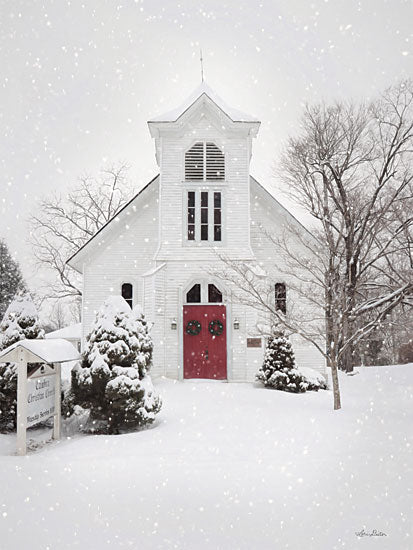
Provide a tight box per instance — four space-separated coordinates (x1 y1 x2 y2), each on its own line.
185 142 225 181
185 142 204 180
206 142 225 180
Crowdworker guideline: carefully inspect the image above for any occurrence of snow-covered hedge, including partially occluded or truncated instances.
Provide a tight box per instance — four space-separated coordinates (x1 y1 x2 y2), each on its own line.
71 296 161 434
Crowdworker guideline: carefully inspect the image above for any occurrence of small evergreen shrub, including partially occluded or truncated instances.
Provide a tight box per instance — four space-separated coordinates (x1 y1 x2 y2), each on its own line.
0 293 44 431
72 296 161 434
0 363 17 431
256 333 328 393
256 332 308 393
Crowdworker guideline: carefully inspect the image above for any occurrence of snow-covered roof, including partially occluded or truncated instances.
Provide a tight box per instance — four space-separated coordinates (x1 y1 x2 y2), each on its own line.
0 338 80 363
142 263 166 278
149 82 260 124
45 323 81 341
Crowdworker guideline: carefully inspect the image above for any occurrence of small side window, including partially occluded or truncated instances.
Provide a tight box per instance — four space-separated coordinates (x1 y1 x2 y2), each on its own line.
275 283 286 314
122 283 133 308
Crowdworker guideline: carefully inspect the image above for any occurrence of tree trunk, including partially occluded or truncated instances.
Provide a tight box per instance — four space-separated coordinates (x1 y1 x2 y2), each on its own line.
329 357 342 410
339 341 354 373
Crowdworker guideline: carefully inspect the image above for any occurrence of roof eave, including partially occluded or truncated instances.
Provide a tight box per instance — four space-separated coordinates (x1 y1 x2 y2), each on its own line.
148 93 260 137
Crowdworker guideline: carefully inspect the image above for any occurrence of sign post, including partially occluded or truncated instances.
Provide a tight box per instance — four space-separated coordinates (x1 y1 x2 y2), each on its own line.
0 338 80 456
16 348 28 456
53 363 61 441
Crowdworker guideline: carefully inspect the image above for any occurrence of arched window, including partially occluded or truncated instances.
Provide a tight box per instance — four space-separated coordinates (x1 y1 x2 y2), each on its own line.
121 283 133 308
186 284 201 303
185 142 225 181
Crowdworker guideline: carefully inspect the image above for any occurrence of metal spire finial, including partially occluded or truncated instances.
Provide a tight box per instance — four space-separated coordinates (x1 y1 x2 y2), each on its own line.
200 48 204 83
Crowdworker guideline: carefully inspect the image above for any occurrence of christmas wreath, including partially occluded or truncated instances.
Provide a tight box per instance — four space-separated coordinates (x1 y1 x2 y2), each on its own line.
208 319 224 336
186 320 202 336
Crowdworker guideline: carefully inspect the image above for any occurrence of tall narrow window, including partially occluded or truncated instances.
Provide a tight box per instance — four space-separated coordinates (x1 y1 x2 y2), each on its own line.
214 192 222 242
208 284 223 303
187 191 195 241
122 283 133 308
201 192 208 241
186 284 201 303
275 283 286 314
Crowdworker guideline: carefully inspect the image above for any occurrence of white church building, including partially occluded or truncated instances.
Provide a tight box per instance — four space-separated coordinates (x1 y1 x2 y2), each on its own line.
68 84 326 382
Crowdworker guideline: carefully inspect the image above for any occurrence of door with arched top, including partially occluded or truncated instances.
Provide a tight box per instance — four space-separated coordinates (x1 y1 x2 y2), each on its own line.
183 304 227 379
183 281 226 379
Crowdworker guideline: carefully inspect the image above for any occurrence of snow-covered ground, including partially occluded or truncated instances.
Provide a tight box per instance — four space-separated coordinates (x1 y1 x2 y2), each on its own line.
0 365 412 550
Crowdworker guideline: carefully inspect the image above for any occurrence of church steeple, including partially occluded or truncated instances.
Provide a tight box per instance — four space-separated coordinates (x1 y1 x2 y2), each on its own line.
148 83 260 128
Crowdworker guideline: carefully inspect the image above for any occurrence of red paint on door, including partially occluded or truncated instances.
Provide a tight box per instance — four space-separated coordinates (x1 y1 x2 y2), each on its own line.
183 305 227 379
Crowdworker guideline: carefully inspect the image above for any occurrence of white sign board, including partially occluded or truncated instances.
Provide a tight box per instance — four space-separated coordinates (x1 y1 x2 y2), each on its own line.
0 339 79 455
26 375 56 428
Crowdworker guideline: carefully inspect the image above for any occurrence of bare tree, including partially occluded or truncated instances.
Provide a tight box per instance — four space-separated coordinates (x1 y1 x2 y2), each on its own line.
214 81 413 411
280 80 413 374
213 227 344 410
28 164 133 303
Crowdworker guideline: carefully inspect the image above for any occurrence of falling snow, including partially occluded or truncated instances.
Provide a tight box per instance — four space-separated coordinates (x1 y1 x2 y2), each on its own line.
0 366 412 549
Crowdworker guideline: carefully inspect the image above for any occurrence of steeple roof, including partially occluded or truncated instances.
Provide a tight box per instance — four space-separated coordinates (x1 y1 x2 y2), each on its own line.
148 82 260 124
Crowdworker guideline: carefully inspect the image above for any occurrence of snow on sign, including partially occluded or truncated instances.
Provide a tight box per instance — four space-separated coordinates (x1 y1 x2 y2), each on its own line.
26 376 56 428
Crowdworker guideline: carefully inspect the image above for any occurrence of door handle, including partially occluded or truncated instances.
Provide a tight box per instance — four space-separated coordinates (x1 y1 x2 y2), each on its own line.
205 348 209 360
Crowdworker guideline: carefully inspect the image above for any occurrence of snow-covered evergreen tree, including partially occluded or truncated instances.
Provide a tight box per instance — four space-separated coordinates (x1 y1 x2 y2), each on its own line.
0 293 44 431
0 239 26 321
256 332 308 393
0 292 45 349
72 296 161 433
131 304 153 377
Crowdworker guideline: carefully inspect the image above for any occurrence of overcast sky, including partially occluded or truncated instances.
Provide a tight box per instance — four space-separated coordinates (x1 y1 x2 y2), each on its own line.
1 0 412 288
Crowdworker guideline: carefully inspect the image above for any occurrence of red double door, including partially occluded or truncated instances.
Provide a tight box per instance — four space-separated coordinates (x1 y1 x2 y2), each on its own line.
183 305 227 380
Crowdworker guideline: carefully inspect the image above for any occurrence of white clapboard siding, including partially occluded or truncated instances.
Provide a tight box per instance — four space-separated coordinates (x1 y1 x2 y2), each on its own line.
81 180 159 345
249 179 327 378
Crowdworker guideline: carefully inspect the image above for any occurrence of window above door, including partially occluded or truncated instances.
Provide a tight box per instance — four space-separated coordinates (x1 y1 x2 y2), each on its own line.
185 282 223 304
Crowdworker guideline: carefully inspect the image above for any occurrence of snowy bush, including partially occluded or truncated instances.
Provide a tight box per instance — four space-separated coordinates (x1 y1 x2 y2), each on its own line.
256 333 328 393
71 296 161 434
0 363 17 431
256 332 308 393
0 293 44 431
298 367 328 391
0 292 44 349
